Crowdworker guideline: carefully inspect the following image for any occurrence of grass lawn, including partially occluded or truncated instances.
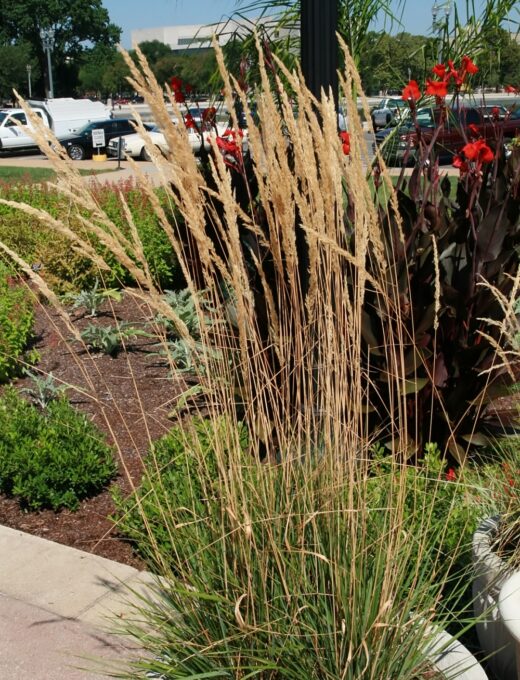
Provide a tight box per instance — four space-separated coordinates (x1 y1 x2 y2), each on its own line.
0 166 118 183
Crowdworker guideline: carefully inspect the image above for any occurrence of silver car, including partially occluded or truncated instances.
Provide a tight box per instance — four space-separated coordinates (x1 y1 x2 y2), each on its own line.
371 98 408 130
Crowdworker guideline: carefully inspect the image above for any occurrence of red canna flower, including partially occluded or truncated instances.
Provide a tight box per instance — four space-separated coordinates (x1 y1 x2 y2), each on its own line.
184 83 193 94
216 136 239 154
461 55 478 75
505 85 519 94
425 79 448 97
174 90 185 103
447 60 463 87
446 468 456 482
184 113 197 129
340 131 350 155
468 123 480 138
432 63 447 79
462 139 494 164
491 106 500 121
452 154 469 174
402 80 421 102
170 76 183 92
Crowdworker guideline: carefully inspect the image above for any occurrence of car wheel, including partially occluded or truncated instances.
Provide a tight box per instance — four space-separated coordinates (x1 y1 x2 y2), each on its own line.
140 145 152 161
67 144 85 161
371 115 378 131
386 113 391 125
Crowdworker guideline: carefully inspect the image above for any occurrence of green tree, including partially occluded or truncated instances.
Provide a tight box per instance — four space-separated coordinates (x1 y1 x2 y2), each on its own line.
477 27 520 89
135 40 173 67
149 49 218 93
0 0 121 97
0 43 39 102
78 45 129 98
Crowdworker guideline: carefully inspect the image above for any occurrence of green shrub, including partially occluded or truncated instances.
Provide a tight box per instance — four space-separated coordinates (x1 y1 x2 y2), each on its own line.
0 388 117 510
369 444 483 579
0 264 34 383
112 417 242 566
0 182 182 293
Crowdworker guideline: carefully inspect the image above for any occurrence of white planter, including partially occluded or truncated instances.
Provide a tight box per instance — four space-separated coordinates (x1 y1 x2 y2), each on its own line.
499 571 520 680
472 516 517 679
426 624 488 679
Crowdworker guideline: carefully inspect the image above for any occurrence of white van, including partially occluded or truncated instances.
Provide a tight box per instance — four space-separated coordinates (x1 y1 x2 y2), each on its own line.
0 98 112 153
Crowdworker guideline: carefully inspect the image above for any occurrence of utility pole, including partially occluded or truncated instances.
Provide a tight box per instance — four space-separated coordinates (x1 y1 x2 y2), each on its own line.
301 0 338 106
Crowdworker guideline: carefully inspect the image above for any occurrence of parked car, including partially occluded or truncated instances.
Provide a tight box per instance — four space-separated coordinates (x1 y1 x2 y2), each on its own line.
107 126 170 161
371 98 408 130
107 124 245 161
61 119 154 160
375 104 520 166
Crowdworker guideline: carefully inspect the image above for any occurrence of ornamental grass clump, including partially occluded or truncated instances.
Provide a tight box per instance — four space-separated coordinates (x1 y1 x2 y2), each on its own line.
0 38 515 678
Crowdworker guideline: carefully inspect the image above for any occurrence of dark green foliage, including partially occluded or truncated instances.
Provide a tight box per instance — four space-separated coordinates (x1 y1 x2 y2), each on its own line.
364 144 520 458
0 389 117 510
0 264 34 383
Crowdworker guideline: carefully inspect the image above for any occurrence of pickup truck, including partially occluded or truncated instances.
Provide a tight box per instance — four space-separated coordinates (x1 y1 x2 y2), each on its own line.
0 98 112 154
375 105 520 166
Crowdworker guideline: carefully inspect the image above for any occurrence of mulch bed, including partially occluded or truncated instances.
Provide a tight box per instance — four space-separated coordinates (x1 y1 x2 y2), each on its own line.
0 293 185 570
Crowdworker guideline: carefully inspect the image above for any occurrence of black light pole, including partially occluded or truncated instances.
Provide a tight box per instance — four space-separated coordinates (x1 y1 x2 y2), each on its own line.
301 0 338 106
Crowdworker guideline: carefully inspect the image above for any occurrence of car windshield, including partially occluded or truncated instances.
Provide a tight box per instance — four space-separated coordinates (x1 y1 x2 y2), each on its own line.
0 111 9 124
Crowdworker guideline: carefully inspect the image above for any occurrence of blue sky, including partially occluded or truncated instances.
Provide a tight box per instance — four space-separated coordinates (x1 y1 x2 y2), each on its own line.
101 0 517 49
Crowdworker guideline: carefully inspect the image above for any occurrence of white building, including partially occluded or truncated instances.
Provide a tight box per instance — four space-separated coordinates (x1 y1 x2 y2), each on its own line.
131 17 296 51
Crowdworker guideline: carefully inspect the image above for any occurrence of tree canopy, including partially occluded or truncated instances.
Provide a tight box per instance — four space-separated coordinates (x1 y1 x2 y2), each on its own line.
0 0 120 98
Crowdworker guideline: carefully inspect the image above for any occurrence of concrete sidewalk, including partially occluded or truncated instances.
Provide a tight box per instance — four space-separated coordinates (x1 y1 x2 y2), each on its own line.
0 525 155 679
0 155 161 185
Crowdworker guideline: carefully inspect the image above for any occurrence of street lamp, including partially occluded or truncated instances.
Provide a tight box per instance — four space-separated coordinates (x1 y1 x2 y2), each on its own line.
26 64 32 98
39 27 55 99
432 1 451 63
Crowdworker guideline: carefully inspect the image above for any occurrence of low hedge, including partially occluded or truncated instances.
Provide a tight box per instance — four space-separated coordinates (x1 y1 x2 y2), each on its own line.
0 388 117 510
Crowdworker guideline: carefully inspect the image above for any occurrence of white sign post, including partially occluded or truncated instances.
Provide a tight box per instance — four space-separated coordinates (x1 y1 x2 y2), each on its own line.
91 128 106 160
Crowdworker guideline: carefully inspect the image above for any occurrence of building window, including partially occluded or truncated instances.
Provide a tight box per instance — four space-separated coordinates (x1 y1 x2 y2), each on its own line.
177 36 210 46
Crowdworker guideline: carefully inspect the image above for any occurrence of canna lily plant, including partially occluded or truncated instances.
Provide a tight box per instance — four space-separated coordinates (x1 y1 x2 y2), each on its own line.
368 55 520 462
